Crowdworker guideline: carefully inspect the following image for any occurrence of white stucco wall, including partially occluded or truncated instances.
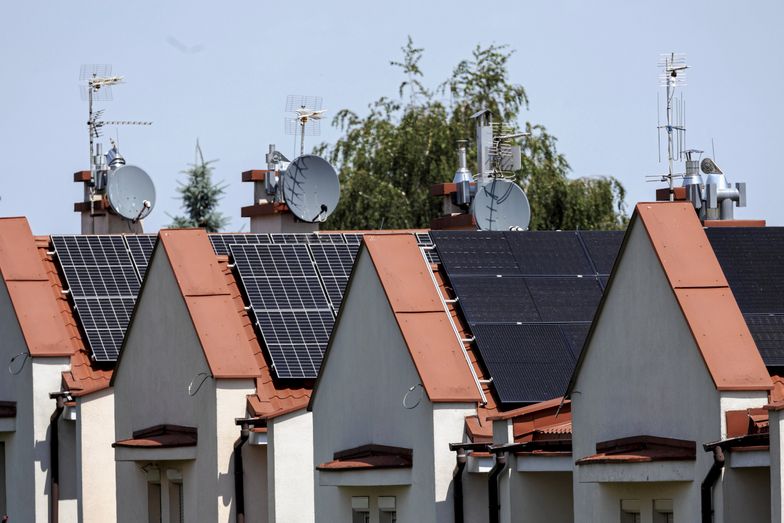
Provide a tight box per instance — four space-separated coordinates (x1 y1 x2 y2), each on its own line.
216 379 256 523
268 410 314 523
76 387 116 523
433 404 475 523
313 249 440 522
114 244 219 523
571 220 726 523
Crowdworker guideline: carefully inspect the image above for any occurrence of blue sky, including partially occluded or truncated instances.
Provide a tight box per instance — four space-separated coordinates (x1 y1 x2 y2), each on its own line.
1 0 782 233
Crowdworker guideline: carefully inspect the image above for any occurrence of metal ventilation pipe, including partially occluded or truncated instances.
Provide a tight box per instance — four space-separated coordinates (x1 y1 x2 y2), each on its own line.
453 141 473 207
702 158 746 220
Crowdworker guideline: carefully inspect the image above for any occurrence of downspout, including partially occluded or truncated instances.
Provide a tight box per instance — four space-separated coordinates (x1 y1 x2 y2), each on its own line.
49 393 67 523
701 445 725 523
234 422 250 523
488 452 507 523
453 447 467 523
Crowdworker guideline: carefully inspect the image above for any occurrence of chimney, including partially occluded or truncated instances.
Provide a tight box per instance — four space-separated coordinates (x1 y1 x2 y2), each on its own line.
430 141 477 230
241 144 318 234
73 156 144 235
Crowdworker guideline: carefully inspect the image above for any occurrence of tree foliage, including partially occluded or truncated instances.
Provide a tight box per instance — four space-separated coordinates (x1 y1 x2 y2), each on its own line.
317 37 627 231
169 141 229 232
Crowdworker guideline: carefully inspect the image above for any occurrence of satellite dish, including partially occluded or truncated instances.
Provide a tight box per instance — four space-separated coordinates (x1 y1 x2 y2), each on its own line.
472 178 530 231
282 155 340 223
105 165 156 221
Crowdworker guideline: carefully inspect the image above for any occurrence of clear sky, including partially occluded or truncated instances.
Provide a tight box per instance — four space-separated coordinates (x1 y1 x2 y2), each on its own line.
1 0 782 233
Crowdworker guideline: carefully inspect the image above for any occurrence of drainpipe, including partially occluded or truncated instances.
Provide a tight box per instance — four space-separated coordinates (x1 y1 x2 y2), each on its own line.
453 447 467 523
488 452 507 523
701 445 725 523
49 392 67 523
234 422 250 523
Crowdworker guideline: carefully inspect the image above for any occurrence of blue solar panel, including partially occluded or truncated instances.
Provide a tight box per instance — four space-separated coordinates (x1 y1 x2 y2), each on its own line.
229 243 333 379
52 235 140 362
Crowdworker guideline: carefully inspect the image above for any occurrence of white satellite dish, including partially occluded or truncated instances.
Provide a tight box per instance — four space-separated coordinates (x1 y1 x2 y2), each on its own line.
472 178 530 231
281 155 340 223
106 165 156 221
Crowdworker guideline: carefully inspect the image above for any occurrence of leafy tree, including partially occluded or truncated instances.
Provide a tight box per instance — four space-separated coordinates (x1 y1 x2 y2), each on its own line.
169 141 229 232
317 38 627 230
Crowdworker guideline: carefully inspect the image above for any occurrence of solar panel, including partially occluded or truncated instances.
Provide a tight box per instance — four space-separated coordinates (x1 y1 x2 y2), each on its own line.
309 243 356 309
52 235 139 361
578 231 625 275
312 233 346 244
505 231 594 275
416 232 440 264
344 233 365 245
743 314 784 367
230 243 333 379
525 277 603 323
431 231 519 275
449 276 540 324
471 323 576 404
208 233 271 256
558 322 592 360
706 228 784 315
124 235 156 280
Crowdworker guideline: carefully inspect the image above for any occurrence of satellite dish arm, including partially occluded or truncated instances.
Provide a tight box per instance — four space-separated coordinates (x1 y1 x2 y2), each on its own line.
132 200 151 223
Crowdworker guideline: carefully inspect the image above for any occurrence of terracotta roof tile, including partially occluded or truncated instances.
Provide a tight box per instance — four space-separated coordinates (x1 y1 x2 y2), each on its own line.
159 230 260 379
113 424 197 448
316 444 413 471
0 220 74 357
364 234 482 403
576 435 696 465
637 203 771 391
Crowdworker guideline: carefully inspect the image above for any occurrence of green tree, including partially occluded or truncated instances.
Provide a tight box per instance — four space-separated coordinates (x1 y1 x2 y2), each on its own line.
169 141 229 232
317 38 627 230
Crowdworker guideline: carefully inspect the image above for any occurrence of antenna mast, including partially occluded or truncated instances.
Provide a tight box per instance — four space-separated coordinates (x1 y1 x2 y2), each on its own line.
657 53 688 198
285 95 325 158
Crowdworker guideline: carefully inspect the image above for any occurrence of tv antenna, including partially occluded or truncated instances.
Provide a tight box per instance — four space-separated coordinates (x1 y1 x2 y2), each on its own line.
653 53 688 196
78 65 155 221
285 95 326 157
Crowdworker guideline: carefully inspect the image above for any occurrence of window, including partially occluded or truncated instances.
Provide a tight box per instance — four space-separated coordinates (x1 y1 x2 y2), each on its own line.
620 499 641 523
147 482 162 523
654 499 674 523
169 482 183 523
379 496 397 523
351 496 369 523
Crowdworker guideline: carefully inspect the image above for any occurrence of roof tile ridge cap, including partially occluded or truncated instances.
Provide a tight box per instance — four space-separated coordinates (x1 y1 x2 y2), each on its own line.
160 230 231 298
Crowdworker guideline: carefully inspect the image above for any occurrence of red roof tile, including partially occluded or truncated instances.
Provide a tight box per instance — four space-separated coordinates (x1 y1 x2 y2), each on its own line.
113 424 197 448
576 435 696 465
364 234 482 403
317 444 413 471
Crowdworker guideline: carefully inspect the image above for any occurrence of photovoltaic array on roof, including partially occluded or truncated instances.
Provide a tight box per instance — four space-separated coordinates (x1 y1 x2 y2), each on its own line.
432 229 623 406
230 243 334 378
706 227 784 367
124 234 157 279
310 243 357 309
208 233 271 256
52 235 148 362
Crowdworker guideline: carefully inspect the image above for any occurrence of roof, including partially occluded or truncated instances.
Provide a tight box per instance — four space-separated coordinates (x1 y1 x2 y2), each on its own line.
363 234 482 403
113 424 197 448
316 444 413 471
576 435 696 465
0 218 74 357
569 203 772 395
158 229 260 379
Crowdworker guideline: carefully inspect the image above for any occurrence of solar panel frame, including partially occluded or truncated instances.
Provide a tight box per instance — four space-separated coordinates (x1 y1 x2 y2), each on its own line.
309 243 356 310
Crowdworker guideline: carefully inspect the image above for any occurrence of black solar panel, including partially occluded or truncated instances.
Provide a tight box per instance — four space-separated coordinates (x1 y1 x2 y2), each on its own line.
558 322 592 360
124 235 156 280
471 324 576 404
707 228 784 315
309 244 356 310
230 244 333 379
743 314 784 366
431 231 519 275
449 276 540 324
525 277 603 323
505 231 594 275
578 231 625 275
52 235 139 362
208 233 271 256
344 233 365 245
